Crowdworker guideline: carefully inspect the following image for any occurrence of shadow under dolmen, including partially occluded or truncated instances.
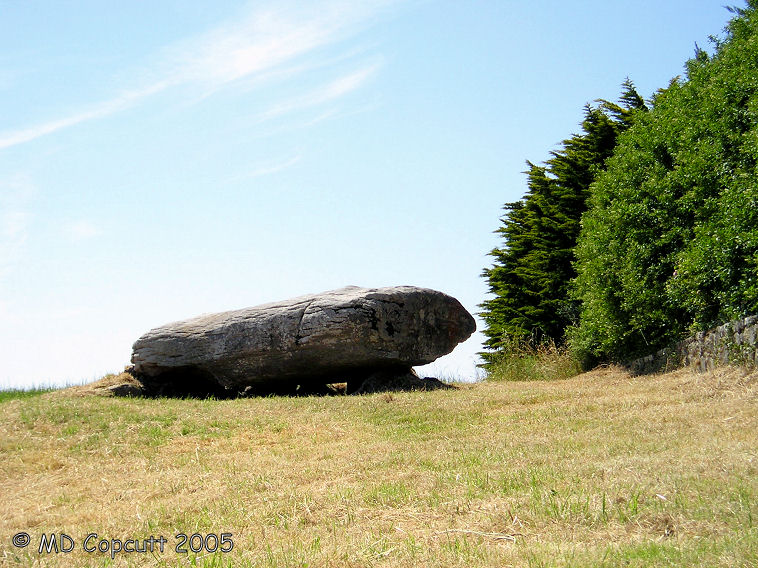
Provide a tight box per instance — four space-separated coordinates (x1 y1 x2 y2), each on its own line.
83 365 454 399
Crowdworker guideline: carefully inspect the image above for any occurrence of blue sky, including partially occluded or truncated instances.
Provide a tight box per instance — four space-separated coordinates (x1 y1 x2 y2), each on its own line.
0 0 741 388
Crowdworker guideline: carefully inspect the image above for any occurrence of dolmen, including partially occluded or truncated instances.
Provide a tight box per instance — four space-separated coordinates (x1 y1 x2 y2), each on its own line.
127 285 475 397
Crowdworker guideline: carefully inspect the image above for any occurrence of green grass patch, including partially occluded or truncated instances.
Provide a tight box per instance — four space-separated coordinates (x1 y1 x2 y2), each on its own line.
0 366 756 567
0 387 57 403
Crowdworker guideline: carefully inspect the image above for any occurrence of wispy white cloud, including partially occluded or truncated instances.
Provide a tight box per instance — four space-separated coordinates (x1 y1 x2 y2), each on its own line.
232 155 302 181
62 220 101 242
0 174 36 276
241 98 381 141
1 211 29 241
0 0 396 150
0 82 170 150
257 62 381 121
163 2 391 88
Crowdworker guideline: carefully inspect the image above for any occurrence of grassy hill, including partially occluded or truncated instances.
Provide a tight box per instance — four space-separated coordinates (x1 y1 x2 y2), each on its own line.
1 366 756 567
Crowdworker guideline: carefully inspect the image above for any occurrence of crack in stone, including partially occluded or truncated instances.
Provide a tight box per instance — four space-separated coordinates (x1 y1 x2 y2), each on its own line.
294 299 315 346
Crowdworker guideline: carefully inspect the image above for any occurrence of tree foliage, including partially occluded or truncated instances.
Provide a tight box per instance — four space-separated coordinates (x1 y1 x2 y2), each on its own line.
571 1 758 364
480 82 646 363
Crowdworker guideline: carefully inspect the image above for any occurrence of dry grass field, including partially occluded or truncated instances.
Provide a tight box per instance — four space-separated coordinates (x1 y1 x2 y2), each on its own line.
1 365 756 567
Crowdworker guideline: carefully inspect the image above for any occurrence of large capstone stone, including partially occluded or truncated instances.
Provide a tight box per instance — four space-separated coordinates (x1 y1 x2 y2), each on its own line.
130 285 475 396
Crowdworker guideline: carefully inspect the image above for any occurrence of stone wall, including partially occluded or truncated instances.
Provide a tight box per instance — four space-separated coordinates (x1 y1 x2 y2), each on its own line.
627 315 758 375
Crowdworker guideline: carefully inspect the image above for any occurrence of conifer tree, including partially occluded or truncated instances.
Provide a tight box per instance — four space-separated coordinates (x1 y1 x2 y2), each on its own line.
480 82 646 364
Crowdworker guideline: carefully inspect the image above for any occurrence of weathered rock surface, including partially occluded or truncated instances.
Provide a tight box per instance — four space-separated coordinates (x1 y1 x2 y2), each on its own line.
131 285 475 395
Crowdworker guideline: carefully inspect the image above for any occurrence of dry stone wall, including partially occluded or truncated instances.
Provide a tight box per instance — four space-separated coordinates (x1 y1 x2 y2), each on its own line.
627 315 758 375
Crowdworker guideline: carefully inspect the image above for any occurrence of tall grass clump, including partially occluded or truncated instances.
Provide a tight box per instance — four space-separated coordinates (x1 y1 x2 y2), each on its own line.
484 338 582 382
